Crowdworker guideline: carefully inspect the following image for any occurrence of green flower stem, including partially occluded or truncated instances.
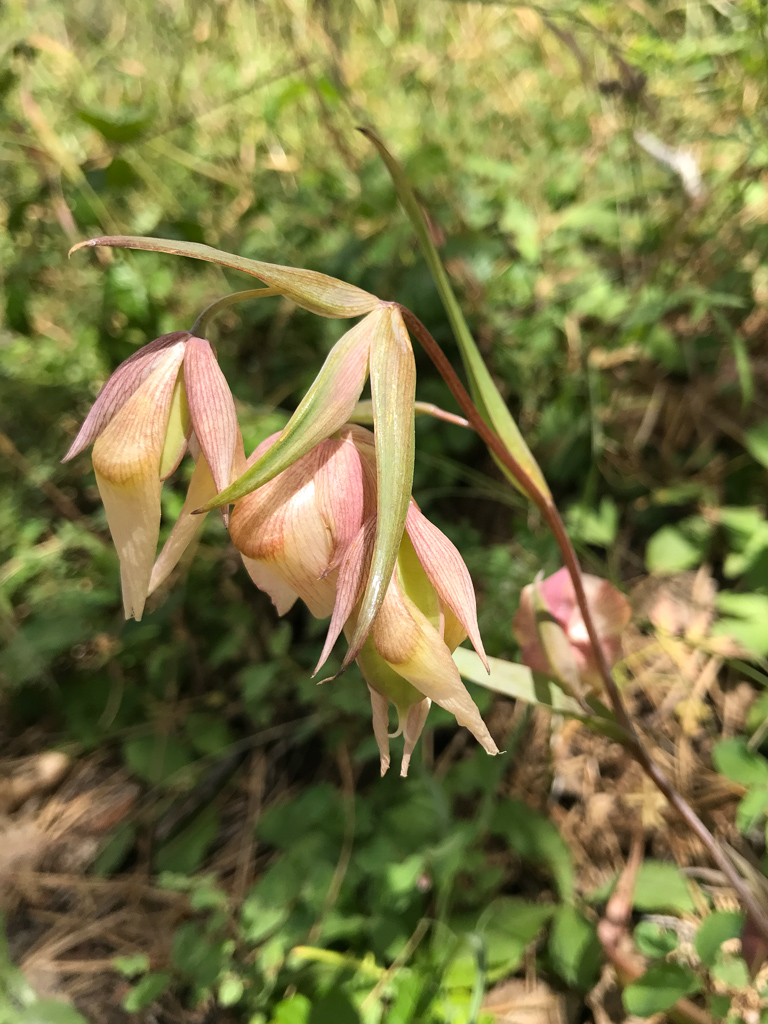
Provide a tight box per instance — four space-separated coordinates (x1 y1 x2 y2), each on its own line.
190 286 281 337
400 304 768 947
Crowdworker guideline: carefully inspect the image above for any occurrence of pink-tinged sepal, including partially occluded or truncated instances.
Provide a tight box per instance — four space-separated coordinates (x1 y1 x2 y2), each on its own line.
63 332 190 462
405 502 488 670
92 342 187 620
183 336 238 494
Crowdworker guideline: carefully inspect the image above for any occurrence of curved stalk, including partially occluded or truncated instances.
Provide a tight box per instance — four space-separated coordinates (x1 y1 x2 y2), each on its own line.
399 305 768 944
190 286 281 337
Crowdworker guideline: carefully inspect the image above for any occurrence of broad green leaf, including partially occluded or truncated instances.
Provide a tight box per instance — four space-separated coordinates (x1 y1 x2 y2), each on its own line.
695 910 745 967
548 905 602 990
492 799 575 901
712 737 768 788
633 920 678 958
745 420 768 469
480 898 554 979
711 951 749 989
631 860 696 914
623 962 700 1016
453 647 584 716
122 972 172 1012
19 1003 89 1024
78 109 153 143
343 306 415 667
714 592 768 656
153 804 220 874
199 309 380 509
361 129 549 502
645 520 710 572
70 236 379 318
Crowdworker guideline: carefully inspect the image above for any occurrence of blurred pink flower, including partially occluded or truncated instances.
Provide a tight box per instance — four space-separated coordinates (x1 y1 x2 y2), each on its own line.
513 567 631 693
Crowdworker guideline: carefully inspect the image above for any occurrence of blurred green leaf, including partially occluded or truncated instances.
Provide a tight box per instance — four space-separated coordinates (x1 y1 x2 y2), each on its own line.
631 861 696 914
695 911 745 967
122 971 171 1012
548 905 601 990
623 962 700 1016
492 800 574 901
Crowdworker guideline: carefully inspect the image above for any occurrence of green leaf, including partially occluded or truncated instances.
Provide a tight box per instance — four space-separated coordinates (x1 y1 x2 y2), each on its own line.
184 712 234 756
567 497 619 548
113 953 150 978
122 734 193 787
695 911 745 968
78 109 153 143
218 976 244 1007
18 1003 89 1024
548 905 602 990
711 951 749 989
736 785 768 832
453 647 584 716
71 236 378 318
480 898 554 978
122 971 172 1012
269 994 312 1024
633 920 679 958
713 737 768 787
172 922 226 987
745 420 768 469
361 128 549 502
646 519 711 572
623 962 700 1016
714 592 768 656
631 861 696 914
492 800 575 901
153 804 220 874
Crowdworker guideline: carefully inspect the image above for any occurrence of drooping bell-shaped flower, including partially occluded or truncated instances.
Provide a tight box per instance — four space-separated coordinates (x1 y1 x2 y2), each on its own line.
63 331 239 620
201 302 418 672
229 425 497 776
512 567 631 695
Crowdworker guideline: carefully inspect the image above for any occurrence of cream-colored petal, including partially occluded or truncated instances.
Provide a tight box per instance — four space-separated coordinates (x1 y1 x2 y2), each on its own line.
240 555 299 615
92 343 186 619
148 455 216 596
371 575 498 756
400 699 431 777
367 684 391 777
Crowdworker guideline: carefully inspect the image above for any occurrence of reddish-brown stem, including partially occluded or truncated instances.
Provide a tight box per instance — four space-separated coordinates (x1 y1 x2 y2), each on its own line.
400 306 768 943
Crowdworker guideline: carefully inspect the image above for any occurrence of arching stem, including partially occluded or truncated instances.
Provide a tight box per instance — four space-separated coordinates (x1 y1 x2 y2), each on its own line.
399 304 768 944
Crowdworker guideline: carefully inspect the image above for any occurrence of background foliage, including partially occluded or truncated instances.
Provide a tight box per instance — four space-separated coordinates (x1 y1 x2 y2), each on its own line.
3 0 768 1020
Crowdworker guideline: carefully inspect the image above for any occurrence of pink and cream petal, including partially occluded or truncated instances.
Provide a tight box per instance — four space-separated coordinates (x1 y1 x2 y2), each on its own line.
183 336 238 494
405 502 488 670
371 577 498 757
64 332 189 461
91 342 186 619
148 455 217 596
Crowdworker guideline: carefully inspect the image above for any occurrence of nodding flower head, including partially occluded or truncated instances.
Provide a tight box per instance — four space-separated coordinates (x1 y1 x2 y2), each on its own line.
63 331 239 620
229 424 498 776
513 567 631 695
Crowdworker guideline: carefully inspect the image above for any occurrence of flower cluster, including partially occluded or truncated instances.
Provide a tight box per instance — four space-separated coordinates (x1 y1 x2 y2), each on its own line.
65 244 497 774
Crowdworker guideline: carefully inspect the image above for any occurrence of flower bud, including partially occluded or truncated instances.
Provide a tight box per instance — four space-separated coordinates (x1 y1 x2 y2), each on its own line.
512 567 631 693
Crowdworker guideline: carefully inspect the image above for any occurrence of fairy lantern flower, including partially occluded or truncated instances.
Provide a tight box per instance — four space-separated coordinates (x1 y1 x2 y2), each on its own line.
513 567 631 696
63 331 239 620
228 424 498 777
